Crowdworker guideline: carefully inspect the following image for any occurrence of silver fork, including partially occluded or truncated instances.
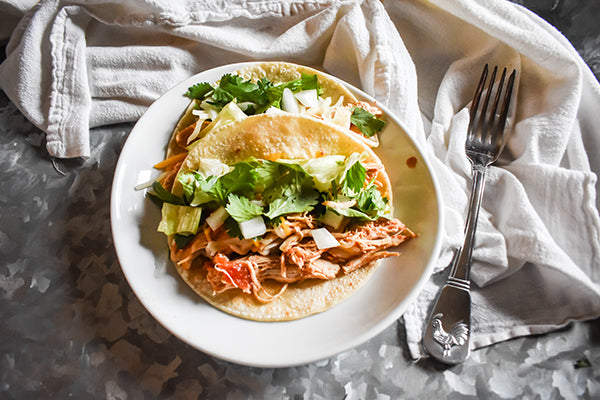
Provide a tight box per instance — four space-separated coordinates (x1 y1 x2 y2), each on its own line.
423 64 516 364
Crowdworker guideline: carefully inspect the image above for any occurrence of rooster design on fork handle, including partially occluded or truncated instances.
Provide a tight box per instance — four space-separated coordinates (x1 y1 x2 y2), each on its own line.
430 313 469 356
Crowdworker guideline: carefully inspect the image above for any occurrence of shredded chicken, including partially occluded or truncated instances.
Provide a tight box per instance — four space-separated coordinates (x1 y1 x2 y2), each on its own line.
175 122 196 149
159 160 183 192
169 215 416 302
348 101 383 116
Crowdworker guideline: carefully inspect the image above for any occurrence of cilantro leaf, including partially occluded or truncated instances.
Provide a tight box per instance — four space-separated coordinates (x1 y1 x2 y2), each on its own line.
184 73 323 115
224 216 243 239
182 162 260 207
256 73 319 112
355 181 387 217
211 86 235 105
350 107 385 137
266 195 318 219
176 171 221 206
263 163 319 219
225 194 264 223
185 82 214 100
342 160 367 196
218 162 258 200
251 159 279 192
218 74 263 104
147 181 185 206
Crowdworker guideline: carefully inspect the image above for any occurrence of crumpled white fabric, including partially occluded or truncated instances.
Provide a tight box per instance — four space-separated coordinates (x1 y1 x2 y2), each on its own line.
1 0 599 359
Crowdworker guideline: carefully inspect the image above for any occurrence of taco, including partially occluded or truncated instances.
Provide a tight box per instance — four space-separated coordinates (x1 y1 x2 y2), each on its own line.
147 112 416 321
164 61 385 161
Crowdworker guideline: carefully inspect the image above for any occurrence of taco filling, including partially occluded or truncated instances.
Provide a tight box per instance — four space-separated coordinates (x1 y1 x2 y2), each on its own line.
150 153 415 304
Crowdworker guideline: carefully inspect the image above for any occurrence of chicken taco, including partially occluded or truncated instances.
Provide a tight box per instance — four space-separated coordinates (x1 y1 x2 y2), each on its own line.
164 61 385 162
147 112 416 321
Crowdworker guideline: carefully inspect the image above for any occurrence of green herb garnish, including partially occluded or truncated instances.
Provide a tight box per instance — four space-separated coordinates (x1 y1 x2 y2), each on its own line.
350 106 385 137
185 73 322 114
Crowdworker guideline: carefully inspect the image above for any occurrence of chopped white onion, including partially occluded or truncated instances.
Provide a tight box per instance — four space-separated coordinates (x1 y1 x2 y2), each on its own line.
281 88 300 113
295 89 318 108
187 116 208 144
239 216 267 239
273 221 291 239
305 96 332 116
134 171 167 191
134 181 154 191
312 227 340 250
206 206 229 231
328 106 352 130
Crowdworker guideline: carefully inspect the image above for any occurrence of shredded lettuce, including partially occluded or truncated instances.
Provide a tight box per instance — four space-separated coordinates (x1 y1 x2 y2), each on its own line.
187 101 247 150
297 155 345 192
158 203 202 236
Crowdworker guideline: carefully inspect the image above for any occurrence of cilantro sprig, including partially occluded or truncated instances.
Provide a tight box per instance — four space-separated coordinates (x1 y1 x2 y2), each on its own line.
350 107 385 137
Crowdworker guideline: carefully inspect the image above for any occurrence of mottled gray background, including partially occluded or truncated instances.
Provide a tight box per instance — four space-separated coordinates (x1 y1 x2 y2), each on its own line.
1 1 599 399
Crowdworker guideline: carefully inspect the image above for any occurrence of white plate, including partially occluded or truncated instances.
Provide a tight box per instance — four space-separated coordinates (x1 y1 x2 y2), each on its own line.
110 62 443 367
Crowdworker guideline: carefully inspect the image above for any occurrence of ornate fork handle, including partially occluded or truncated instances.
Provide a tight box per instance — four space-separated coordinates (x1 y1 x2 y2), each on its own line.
423 65 516 364
422 165 486 364
452 164 486 283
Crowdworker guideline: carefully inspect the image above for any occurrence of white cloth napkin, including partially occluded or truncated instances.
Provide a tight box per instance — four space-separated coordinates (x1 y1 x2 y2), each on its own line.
1 0 599 359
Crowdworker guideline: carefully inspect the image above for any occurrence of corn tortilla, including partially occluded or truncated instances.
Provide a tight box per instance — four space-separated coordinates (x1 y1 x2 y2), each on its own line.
169 114 392 321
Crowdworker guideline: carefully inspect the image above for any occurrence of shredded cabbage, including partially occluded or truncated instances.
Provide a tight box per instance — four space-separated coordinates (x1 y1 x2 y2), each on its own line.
187 101 247 149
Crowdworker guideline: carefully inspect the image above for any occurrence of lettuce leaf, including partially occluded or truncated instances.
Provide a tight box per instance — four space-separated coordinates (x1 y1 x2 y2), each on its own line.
158 203 202 235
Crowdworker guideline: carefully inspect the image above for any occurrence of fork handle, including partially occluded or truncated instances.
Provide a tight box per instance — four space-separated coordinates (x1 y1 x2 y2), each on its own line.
450 164 487 282
422 164 487 364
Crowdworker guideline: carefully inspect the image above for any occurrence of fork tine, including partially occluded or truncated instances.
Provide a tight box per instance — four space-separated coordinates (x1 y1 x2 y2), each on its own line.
493 69 516 147
477 65 498 143
468 64 489 135
488 67 508 146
